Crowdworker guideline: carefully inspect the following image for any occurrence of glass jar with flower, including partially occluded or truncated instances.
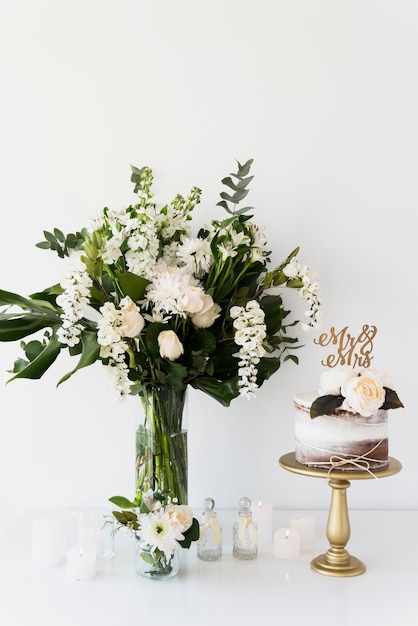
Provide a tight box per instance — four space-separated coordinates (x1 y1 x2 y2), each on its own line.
110 490 199 579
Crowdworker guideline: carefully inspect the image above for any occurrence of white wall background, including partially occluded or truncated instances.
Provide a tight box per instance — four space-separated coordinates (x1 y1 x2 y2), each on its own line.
0 0 416 532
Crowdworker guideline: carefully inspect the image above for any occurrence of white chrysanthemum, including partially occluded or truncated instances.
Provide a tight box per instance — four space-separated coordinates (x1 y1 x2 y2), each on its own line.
176 237 213 277
139 509 184 556
145 263 205 318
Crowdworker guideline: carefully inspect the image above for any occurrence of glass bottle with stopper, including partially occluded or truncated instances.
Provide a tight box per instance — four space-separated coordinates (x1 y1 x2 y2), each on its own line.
233 496 258 560
197 497 222 561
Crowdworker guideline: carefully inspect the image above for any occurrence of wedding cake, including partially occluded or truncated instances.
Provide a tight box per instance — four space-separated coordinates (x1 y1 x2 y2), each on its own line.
294 367 403 471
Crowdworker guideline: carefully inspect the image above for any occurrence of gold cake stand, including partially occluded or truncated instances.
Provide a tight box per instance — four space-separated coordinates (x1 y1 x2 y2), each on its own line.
279 452 402 577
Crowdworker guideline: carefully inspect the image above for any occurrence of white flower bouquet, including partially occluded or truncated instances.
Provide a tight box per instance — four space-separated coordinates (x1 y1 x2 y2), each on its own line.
0 158 321 406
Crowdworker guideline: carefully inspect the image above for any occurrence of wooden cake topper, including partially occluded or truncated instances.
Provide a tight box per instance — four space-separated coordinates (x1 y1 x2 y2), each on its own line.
313 324 377 368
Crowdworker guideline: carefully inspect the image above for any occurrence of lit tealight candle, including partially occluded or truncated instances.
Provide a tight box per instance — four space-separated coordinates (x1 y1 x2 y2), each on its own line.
274 528 300 558
67 544 97 581
252 500 273 546
290 516 315 548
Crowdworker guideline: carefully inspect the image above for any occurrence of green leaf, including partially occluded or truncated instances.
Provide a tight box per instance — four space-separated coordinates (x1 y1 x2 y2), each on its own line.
114 270 149 302
0 315 57 341
7 334 62 382
260 294 285 336
109 495 137 509
256 356 282 383
190 329 216 354
310 395 345 419
57 332 100 386
140 552 156 565
236 158 253 177
190 376 240 406
178 518 200 549
382 388 404 411
54 228 66 242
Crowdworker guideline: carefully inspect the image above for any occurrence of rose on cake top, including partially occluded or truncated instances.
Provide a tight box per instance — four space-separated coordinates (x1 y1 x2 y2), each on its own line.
310 367 404 419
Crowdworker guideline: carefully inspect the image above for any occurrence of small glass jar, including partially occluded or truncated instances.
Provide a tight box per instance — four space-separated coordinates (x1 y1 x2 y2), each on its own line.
233 496 258 560
135 540 180 580
197 497 222 561
68 503 115 561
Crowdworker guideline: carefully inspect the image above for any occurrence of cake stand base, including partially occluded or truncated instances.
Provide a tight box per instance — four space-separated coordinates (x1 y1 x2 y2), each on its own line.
279 453 402 577
311 553 365 577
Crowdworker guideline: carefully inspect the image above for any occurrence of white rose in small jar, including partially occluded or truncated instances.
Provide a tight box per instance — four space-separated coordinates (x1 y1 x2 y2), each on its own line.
341 372 385 417
191 294 221 329
158 330 184 360
119 297 145 337
318 366 356 396
166 504 194 532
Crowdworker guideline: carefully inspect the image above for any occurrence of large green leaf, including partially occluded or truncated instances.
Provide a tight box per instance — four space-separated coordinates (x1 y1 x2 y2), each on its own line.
0 315 58 341
260 293 287 336
114 270 149 303
7 335 62 382
210 340 239 379
57 332 101 386
256 356 282 383
190 376 240 406
0 289 58 314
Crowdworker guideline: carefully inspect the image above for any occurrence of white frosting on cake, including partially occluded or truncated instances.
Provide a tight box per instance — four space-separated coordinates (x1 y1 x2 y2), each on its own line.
294 391 389 470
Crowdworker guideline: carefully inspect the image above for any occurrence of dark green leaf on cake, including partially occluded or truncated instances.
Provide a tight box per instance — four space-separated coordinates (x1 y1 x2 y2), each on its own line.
310 395 344 419
381 387 404 411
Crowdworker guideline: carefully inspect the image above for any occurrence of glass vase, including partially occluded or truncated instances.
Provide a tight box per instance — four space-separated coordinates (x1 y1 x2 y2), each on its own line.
135 541 180 580
136 386 188 504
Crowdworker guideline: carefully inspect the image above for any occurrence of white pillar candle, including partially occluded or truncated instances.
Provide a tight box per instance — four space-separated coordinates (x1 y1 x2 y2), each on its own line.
32 517 65 566
290 516 315 548
252 500 273 546
67 544 97 581
69 504 114 561
274 528 300 558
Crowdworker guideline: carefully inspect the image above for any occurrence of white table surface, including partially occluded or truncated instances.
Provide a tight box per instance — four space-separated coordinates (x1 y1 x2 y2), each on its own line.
0 508 416 626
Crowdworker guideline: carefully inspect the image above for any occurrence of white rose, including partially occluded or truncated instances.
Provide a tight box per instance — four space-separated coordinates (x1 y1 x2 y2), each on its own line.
363 368 395 390
318 367 356 396
191 294 221 328
178 285 206 314
158 330 184 360
165 504 193 532
341 371 385 417
120 297 145 337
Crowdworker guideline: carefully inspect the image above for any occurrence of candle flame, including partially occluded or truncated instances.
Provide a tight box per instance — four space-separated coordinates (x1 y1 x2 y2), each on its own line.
257 500 262 508
285 529 290 540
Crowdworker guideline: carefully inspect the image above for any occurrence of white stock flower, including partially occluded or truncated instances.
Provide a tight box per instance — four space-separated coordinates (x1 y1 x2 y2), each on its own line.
56 266 93 347
230 300 266 399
